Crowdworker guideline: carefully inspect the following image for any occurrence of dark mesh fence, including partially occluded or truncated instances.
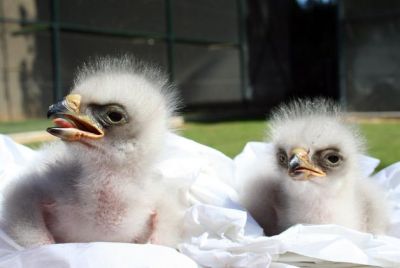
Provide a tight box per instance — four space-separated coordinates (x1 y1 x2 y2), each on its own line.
341 0 400 111
0 0 245 120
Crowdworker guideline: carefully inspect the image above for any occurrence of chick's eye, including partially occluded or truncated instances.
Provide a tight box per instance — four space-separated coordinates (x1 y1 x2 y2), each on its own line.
277 151 288 166
90 104 127 127
107 111 123 123
321 151 343 167
327 155 340 164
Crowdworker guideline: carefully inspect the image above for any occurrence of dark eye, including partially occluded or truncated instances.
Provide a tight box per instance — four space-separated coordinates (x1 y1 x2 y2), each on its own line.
107 111 123 123
327 154 340 164
103 105 127 125
90 104 128 127
320 150 343 168
277 150 288 167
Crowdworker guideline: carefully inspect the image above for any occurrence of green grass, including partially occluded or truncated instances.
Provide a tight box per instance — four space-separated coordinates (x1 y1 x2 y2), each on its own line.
1 119 399 170
360 123 400 170
0 119 51 134
180 121 266 158
181 121 400 170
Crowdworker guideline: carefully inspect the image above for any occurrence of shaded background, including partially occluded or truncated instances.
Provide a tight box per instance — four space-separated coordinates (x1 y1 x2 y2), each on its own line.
1 0 400 121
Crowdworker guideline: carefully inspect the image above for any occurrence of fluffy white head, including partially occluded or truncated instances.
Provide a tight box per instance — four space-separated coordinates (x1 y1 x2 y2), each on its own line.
267 98 365 187
65 56 178 167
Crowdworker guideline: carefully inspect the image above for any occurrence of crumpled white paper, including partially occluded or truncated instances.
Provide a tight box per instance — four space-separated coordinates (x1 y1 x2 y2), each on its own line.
0 135 36 186
0 227 197 268
180 142 400 268
372 162 400 238
179 205 400 268
1 135 400 268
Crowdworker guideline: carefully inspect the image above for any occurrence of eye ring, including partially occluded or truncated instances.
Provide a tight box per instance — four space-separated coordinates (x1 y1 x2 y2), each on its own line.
319 150 343 168
89 104 128 128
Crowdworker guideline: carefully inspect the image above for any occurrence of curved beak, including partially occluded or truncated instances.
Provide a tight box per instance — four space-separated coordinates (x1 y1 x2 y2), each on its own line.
288 148 326 180
47 94 104 141
47 94 81 118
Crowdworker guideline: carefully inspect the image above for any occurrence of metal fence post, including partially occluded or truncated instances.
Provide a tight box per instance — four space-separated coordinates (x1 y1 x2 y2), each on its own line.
165 0 175 83
237 0 251 103
51 0 62 102
337 0 347 110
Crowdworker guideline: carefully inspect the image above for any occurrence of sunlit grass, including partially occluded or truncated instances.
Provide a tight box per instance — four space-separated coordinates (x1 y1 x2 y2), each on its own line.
0 119 51 134
181 121 400 170
180 121 266 158
360 123 400 170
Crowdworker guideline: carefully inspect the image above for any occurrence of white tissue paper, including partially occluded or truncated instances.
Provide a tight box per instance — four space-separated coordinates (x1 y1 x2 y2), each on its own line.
0 134 400 268
179 142 400 268
0 135 36 185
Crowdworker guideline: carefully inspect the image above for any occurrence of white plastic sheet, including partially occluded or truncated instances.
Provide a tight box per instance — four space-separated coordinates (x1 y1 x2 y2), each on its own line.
180 205 400 268
0 135 36 187
0 228 197 268
180 142 400 268
372 162 400 238
1 135 400 268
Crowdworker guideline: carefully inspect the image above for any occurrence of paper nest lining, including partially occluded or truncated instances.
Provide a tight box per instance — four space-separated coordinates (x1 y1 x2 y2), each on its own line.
0 134 399 268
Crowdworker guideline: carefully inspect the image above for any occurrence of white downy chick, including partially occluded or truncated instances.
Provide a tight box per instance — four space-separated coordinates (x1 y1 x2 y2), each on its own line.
2 56 187 247
241 98 389 236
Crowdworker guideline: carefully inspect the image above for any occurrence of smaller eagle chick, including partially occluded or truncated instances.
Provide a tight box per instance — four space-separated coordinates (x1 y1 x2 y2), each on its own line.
241 99 389 236
1 56 187 248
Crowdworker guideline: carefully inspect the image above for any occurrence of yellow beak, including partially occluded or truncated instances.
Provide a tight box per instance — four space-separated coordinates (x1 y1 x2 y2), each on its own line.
47 94 104 141
288 147 326 180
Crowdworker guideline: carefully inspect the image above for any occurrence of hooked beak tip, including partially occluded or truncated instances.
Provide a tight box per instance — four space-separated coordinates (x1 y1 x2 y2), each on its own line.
288 148 326 179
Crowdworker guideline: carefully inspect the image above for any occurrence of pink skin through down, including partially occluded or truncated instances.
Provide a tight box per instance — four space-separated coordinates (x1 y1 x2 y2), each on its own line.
39 181 159 245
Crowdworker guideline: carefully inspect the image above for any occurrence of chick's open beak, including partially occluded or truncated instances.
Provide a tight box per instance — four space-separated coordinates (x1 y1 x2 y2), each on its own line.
47 94 104 141
288 148 326 180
